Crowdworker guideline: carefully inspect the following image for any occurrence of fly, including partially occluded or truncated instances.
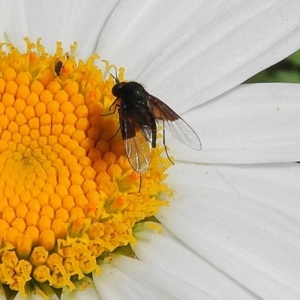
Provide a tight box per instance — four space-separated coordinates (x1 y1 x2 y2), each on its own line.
55 60 63 76
104 76 202 174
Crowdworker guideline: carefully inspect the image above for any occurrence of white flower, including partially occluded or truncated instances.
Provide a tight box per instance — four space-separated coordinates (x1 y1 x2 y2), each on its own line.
3 0 300 299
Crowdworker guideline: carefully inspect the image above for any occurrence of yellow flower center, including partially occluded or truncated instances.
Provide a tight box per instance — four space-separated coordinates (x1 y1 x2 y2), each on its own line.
0 38 172 298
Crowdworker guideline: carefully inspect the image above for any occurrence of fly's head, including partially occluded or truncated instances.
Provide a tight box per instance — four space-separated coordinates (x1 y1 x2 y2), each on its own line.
112 82 127 98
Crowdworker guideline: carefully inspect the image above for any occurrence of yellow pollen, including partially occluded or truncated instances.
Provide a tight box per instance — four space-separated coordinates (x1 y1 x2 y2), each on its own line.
0 38 172 298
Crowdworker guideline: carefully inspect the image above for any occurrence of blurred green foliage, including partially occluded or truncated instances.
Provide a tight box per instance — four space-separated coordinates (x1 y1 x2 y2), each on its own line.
246 50 300 83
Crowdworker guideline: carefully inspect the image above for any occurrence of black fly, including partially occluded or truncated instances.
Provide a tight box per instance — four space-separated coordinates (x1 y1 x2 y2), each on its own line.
105 76 202 174
55 60 63 76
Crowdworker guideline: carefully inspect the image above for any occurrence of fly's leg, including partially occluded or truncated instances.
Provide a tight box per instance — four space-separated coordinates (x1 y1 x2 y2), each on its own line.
101 101 120 141
163 127 174 165
100 101 118 116
107 127 120 142
138 175 142 193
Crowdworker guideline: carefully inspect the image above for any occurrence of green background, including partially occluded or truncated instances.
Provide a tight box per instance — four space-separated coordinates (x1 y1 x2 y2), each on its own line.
246 50 300 83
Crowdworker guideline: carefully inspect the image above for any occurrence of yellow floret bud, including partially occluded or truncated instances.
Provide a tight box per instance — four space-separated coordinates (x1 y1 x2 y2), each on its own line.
15 203 29 219
16 235 32 257
11 218 26 233
15 72 30 86
0 219 10 232
0 103 4 115
64 81 79 97
47 100 60 114
0 79 5 95
40 90 53 104
49 193 62 210
35 102 46 117
30 80 44 95
39 229 55 251
6 228 20 246
6 106 17 121
74 105 88 118
2 93 14 107
24 226 39 247
64 112 77 126
15 113 27 126
25 211 39 226
52 219 67 239
55 207 69 222
52 111 64 124
47 81 61 95
14 98 26 112
23 105 35 120
54 90 68 103
2 206 16 224
37 216 51 232
26 92 39 106
3 67 17 81
16 85 30 99
8 121 19 134
6 81 18 96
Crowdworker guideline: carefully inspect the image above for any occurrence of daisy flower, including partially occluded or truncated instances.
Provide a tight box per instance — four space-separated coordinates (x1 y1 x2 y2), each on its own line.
1 1 300 299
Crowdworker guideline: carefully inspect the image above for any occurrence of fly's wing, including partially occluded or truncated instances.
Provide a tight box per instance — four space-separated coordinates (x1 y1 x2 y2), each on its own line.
119 107 152 174
147 95 202 150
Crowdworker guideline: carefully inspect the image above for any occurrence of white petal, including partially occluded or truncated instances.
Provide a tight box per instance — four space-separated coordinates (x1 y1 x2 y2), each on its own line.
157 162 300 299
94 255 211 300
0 2 13 39
53 0 118 59
98 1 300 111
167 83 300 164
212 163 300 219
133 227 257 299
140 1 300 110
25 0 74 50
4 1 29 50
167 161 300 219
97 0 206 77
5 0 118 58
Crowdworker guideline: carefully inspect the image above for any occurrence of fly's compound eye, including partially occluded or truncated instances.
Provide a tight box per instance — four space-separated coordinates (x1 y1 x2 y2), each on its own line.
112 82 126 97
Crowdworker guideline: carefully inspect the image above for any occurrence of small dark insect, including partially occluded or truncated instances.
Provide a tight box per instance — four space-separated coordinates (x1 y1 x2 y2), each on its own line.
55 60 63 76
105 76 202 174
